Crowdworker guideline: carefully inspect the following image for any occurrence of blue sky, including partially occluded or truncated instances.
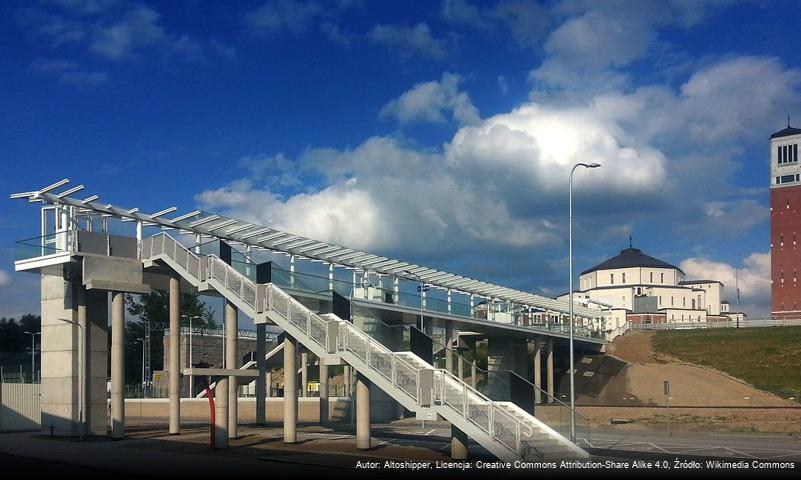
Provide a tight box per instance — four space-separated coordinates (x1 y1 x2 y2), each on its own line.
2 0 800 319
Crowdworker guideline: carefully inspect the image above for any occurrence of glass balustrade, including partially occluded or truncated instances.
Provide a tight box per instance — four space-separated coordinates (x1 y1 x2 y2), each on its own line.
14 232 70 261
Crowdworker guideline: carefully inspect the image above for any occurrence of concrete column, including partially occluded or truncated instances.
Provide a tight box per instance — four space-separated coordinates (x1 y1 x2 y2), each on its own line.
301 351 308 397
319 357 329 424
533 339 542 404
471 361 477 388
344 365 351 397
266 371 272 397
356 372 371 450
111 291 125 439
85 289 108 435
214 378 229 449
451 425 468 459
169 275 181 434
225 300 238 439
256 324 266 425
546 340 554 403
283 335 298 443
445 321 454 374
458 355 464 380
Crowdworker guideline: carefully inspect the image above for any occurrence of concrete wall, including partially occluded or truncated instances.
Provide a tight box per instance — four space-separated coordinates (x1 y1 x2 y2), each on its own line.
124 397 352 423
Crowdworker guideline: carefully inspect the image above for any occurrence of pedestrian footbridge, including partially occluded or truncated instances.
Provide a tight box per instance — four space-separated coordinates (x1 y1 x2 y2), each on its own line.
11 178 602 460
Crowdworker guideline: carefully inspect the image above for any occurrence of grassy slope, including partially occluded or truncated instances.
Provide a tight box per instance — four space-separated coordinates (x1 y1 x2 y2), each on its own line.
653 326 801 399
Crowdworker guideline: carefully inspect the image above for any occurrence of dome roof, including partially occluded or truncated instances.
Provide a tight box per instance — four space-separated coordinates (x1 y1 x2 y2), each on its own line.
580 247 683 275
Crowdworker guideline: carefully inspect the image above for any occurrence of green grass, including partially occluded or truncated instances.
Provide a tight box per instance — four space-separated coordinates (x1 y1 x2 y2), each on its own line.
653 326 801 399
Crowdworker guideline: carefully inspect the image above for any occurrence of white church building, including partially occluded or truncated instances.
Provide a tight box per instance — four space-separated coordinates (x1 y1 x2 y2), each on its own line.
558 246 744 331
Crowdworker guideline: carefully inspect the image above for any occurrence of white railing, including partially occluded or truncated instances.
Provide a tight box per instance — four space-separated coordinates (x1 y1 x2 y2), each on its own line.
434 368 533 457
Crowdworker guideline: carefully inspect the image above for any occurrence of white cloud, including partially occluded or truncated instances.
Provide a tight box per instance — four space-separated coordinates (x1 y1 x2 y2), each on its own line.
245 0 322 34
440 0 490 30
30 58 108 87
367 23 449 60
680 252 771 315
379 73 480 125
89 6 202 62
29 4 204 63
0 270 11 288
320 22 353 47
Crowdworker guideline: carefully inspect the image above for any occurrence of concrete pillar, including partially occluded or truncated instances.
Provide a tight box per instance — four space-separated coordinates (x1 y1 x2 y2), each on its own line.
344 365 351 397
356 372 371 449
458 355 464 380
283 335 298 443
256 324 266 425
451 425 468 459
169 274 181 434
319 357 329 424
546 340 554 403
214 377 229 449
301 351 308 397
225 300 238 439
84 289 108 435
266 371 272 397
41 277 107 437
111 291 125 439
533 339 542 404
471 361 477 388
445 321 454 374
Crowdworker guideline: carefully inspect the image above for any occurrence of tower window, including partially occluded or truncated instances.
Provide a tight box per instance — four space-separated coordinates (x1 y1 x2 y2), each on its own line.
650 272 653 283
610 273 614 284
660 273 664 283
622 272 626 283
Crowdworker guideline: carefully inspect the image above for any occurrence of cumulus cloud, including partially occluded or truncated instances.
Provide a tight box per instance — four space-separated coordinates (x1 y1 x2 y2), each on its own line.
530 0 741 92
197 94 672 258
367 23 449 60
0 270 11 288
680 253 770 315
379 73 480 125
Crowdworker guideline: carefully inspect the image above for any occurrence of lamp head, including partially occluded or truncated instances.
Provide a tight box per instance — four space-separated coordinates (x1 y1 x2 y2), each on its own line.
588 163 601 168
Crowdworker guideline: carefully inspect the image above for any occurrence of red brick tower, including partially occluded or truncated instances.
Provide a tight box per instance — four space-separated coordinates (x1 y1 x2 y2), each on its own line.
770 123 801 319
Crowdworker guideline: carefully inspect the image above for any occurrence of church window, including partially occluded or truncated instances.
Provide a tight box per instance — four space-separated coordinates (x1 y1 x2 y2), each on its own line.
650 272 653 283
622 272 626 283
610 273 614 284
660 273 664 283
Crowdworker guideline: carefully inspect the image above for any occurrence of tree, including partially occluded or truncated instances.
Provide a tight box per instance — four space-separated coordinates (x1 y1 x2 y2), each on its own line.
121 291 216 385
0 314 41 352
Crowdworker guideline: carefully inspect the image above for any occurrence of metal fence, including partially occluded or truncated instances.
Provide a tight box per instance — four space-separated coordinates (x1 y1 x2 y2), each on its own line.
0 382 41 431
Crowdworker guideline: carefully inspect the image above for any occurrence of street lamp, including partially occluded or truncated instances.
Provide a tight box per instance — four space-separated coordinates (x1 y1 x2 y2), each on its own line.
24 331 40 383
58 318 85 441
402 270 427 333
568 161 601 443
182 314 202 396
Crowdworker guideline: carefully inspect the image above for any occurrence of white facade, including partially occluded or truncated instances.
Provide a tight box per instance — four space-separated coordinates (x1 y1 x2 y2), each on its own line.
559 247 733 324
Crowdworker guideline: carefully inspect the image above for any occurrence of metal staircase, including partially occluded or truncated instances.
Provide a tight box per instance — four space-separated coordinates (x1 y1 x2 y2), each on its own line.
141 232 588 461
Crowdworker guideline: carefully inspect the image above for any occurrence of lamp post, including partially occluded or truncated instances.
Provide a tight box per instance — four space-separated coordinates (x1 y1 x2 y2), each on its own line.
58 318 84 441
182 314 202 396
568 161 601 443
24 331 40 383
